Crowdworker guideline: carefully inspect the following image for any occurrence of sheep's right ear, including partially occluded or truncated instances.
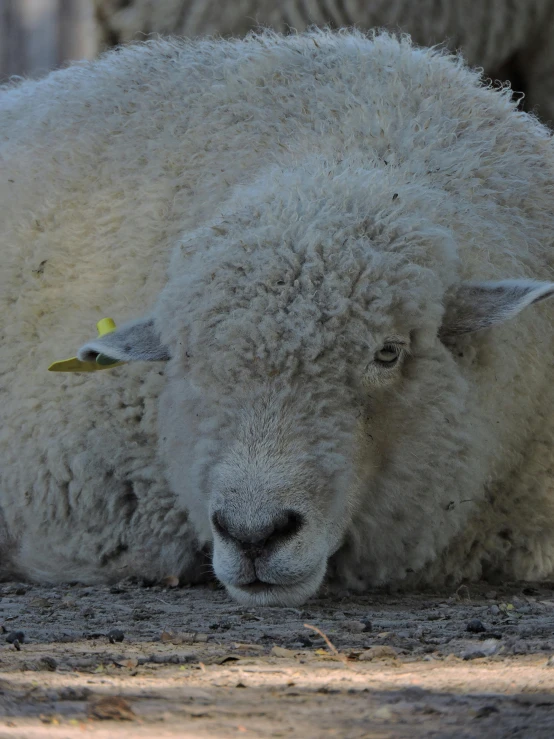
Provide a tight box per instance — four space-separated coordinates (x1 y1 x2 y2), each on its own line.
439 280 554 338
77 317 170 363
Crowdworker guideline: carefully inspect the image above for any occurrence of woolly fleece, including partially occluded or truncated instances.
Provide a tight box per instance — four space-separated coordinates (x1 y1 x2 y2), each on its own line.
93 0 554 124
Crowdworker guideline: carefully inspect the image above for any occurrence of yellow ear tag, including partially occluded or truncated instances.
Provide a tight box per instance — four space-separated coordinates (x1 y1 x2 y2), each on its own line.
48 318 126 373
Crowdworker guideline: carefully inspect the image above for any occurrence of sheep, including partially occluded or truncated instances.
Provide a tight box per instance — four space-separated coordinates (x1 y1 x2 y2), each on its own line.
2 30 554 606
92 0 554 124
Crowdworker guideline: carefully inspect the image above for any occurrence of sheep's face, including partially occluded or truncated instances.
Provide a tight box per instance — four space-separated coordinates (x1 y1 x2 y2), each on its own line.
154 297 464 607
158 373 362 606
79 170 554 605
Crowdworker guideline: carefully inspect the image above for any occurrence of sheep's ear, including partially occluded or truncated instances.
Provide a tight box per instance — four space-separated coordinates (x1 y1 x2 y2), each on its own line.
77 317 170 363
440 279 554 337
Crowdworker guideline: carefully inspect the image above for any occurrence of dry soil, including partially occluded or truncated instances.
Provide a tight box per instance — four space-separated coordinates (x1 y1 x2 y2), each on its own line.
0 579 553 737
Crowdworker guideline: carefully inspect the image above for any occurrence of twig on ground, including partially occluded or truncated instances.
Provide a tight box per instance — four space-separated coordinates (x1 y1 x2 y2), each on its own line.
303 623 349 666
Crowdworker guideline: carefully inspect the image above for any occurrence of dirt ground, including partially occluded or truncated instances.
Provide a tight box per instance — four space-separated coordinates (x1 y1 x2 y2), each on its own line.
0 579 553 738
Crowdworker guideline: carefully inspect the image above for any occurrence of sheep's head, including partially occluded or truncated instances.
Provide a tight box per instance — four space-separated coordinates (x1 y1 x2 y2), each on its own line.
79 166 554 605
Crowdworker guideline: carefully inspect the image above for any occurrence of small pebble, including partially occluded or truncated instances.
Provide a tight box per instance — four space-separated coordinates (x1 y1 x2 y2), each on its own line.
362 620 373 633
148 654 187 664
474 705 499 719
88 696 135 721
489 605 500 616
466 619 487 634
108 629 125 644
38 656 57 671
358 645 399 661
373 706 393 720
270 646 297 658
342 620 366 633
6 631 25 644
462 639 499 660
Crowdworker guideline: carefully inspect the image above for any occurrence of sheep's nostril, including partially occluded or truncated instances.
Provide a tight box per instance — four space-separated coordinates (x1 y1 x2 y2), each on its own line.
211 510 230 539
211 508 305 558
270 510 305 541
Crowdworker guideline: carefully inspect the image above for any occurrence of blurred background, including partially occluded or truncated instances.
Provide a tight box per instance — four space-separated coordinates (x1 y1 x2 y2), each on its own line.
0 0 95 81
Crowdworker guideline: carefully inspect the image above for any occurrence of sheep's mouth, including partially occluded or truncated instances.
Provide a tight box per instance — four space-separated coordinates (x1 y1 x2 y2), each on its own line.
238 578 277 593
224 565 326 606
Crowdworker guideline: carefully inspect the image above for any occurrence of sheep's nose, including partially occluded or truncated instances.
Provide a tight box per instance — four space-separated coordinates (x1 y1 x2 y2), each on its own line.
211 509 304 559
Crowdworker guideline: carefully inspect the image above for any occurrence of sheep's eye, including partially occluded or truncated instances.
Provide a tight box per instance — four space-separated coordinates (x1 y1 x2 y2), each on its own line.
374 343 401 367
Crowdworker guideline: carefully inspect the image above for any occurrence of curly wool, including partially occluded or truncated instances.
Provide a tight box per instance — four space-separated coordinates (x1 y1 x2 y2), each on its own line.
1 31 554 590
92 0 554 123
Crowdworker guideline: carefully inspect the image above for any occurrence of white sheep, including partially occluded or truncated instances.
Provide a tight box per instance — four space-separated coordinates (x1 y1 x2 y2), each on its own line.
2 31 554 606
92 0 554 123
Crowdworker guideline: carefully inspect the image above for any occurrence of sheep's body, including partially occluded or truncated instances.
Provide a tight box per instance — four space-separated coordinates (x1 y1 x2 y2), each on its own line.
93 0 554 123
1 32 554 601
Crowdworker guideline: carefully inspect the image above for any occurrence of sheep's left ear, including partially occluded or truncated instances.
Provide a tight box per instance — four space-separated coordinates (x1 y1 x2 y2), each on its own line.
440 279 554 337
77 317 170 363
